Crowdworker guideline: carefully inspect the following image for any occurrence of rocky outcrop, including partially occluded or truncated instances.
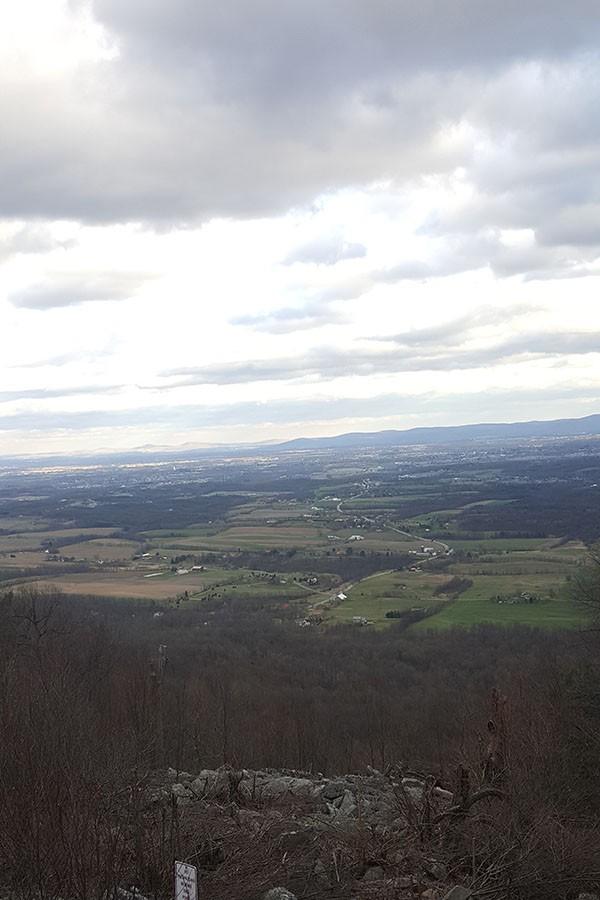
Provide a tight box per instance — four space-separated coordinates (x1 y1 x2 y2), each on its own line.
166 765 453 833
154 764 474 898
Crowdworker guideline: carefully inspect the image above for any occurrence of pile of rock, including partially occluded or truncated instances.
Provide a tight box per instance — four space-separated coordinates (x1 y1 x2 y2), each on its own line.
164 764 452 832
133 768 600 899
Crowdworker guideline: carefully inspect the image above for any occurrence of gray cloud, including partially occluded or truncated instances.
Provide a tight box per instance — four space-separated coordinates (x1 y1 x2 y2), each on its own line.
9 272 151 310
0 384 123 403
0 0 597 249
1 383 599 435
157 329 600 387
377 305 536 346
0 224 75 263
284 236 367 266
535 204 600 247
93 1 600 99
232 301 349 334
231 275 372 333
379 234 600 284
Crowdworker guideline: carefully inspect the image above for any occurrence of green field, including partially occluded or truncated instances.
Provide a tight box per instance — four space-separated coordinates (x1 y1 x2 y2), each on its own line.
413 596 588 630
448 538 555 552
323 540 590 630
324 570 448 627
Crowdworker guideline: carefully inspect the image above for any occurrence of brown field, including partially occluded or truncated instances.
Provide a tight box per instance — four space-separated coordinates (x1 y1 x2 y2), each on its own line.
23 566 242 600
155 524 328 550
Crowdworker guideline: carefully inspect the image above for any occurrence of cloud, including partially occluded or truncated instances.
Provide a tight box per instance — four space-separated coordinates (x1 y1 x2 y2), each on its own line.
232 301 349 334
378 304 538 346
12 351 100 369
231 274 372 333
0 224 75 263
0 384 123 403
283 236 367 266
378 233 600 284
0 0 599 244
9 271 151 309
1 383 599 436
157 330 600 387
535 204 600 247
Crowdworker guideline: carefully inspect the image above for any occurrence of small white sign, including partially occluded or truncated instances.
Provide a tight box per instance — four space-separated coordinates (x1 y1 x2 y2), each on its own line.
175 861 198 900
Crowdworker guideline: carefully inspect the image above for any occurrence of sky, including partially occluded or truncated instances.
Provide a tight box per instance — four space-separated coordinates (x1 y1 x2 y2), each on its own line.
1 0 600 455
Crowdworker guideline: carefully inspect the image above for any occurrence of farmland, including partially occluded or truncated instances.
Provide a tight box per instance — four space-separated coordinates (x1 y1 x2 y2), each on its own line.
0 434 596 631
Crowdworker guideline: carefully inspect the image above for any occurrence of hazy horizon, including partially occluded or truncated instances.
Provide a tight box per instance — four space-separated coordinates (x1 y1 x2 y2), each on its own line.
0 409 599 460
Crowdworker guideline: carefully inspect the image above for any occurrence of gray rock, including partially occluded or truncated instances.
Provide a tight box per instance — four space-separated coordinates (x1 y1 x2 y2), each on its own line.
362 865 385 882
577 895 600 900
262 890 297 900
246 775 317 801
171 783 192 805
401 776 425 802
190 769 230 800
443 888 472 900
321 780 347 800
166 767 193 781
337 789 357 817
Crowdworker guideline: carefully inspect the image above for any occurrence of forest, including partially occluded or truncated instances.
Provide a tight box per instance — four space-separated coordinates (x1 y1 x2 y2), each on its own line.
1 572 600 899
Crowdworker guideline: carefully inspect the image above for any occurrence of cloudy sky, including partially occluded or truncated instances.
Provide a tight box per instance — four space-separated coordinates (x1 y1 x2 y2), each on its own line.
1 0 600 454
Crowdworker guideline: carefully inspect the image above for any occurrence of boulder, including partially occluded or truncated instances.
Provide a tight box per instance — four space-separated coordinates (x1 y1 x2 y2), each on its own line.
190 769 230 800
401 777 425 802
337 789 357 817
245 775 317 801
321 780 347 801
171 783 193 805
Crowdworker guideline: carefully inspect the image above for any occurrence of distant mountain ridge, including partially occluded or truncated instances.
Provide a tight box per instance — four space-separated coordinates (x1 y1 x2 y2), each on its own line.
275 413 600 450
2 413 600 468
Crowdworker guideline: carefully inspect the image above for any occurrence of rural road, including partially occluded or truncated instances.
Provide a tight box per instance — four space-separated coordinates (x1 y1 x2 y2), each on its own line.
336 492 451 553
